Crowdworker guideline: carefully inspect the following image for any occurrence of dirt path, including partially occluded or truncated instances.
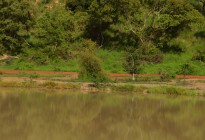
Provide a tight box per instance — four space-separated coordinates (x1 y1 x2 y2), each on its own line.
1 69 205 79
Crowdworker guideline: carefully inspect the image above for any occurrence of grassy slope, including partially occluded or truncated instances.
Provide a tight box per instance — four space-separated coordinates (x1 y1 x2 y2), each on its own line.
142 28 205 75
1 29 205 75
1 49 205 75
0 50 125 73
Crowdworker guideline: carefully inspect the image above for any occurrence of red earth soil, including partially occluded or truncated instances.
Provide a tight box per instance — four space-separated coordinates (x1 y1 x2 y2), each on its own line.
1 69 205 79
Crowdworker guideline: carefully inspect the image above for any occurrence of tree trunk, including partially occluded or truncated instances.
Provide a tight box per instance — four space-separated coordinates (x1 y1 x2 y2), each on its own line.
132 73 135 81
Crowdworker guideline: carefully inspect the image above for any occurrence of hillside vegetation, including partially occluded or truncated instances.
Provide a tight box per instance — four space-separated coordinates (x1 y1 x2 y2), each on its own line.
1 0 205 77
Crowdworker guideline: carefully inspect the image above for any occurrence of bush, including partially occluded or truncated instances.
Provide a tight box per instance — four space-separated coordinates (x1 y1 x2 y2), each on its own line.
192 49 205 62
158 69 175 81
78 50 107 84
178 63 194 76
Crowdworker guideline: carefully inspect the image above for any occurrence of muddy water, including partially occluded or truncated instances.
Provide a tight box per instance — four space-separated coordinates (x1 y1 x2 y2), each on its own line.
0 88 205 140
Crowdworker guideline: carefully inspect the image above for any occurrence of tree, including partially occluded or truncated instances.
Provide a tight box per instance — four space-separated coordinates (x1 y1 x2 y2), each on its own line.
120 0 204 78
41 0 52 4
29 6 89 61
78 40 107 84
124 50 141 81
86 0 140 48
124 45 162 80
199 0 205 12
118 0 203 50
0 0 36 55
85 0 203 51
65 0 93 11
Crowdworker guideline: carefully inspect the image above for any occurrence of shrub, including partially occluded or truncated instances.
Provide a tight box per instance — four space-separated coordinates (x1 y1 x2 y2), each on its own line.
158 69 175 81
78 50 107 84
192 49 205 62
178 63 194 76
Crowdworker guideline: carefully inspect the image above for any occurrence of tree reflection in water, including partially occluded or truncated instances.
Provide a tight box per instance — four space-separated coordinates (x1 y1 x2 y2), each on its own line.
0 88 205 140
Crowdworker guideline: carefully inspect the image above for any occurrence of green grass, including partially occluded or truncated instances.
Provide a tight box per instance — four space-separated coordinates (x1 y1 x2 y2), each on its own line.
0 79 203 96
142 53 205 75
139 28 205 76
0 72 68 78
97 50 125 73
111 84 135 92
0 80 80 89
1 48 205 75
0 59 79 72
110 85 200 96
142 53 192 74
0 50 125 73
147 86 198 95
107 83 202 96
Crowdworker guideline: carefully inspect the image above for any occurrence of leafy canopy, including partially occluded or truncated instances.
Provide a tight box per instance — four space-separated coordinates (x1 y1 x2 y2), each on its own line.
28 6 89 61
0 0 36 54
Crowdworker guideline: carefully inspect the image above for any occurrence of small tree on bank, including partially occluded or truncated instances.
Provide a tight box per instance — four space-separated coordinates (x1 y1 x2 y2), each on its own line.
123 50 141 81
124 44 162 81
78 43 107 85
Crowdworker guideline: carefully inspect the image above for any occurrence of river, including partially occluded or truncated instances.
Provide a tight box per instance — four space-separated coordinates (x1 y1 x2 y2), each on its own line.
0 88 205 140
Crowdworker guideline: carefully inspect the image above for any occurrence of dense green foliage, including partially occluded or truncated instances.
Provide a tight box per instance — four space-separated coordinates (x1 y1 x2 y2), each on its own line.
0 0 36 54
26 6 89 63
1 0 205 77
79 50 107 83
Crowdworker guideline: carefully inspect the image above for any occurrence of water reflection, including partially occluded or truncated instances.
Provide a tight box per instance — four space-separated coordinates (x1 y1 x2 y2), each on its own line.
0 88 205 140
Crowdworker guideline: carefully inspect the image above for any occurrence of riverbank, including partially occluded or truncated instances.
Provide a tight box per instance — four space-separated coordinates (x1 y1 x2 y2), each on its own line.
2 69 205 79
0 76 205 96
